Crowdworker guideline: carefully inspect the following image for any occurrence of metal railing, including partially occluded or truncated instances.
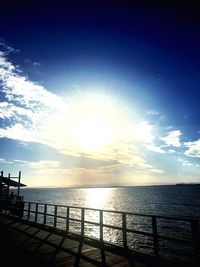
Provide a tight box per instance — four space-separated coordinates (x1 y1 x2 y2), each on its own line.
1 199 200 262
19 201 200 261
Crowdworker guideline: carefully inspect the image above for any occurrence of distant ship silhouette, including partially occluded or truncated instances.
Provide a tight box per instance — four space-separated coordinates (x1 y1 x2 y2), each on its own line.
176 182 200 186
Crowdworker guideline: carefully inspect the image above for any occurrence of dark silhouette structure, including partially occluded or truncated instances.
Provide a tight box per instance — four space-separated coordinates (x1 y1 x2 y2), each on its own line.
0 171 26 217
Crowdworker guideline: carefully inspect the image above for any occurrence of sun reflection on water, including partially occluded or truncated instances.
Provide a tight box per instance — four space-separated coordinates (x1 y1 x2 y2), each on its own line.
85 188 111 209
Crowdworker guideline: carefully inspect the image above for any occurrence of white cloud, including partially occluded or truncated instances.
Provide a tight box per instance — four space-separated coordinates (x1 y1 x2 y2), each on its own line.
0 158 13 164
132 121 154 143
145 144 166 154
0 123 39 142
0 40 19 54
167 149 176 153
14 160 60 169
0 102 33 120
184 139 200 158
147 110 160 116
177 158 192 167
147 110 166 120
149 168 164 174
0 51 65 110
160 130 182 147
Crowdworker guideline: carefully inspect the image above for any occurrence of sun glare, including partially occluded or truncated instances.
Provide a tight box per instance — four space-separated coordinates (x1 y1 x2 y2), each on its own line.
86 188 111 208
64 93 131 153
45 91 153 161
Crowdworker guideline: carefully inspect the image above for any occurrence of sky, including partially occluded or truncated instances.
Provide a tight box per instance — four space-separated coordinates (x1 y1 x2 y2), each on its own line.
0 1 200 187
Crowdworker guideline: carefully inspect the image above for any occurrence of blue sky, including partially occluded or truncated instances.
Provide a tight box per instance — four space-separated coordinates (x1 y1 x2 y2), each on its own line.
0 1 200 187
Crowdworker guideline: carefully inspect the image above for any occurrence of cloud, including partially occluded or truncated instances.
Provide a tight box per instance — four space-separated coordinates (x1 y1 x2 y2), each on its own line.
147 110 166 120
184 139 200 158
160 130 182 147
0 102 33 120
0 123 39 142
149 168 164 174
33 61 41 67
0 158 12 164
0 52 64 110
147 110 160 116
24 59 41 67
167 149 176 153
145 144 166 154
14 160 60 169
0 39 19 54
0 49 163 176
177 158 192 167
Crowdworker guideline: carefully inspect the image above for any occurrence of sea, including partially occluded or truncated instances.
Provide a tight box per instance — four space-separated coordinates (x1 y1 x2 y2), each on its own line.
21 185 200 217
20 185 200 261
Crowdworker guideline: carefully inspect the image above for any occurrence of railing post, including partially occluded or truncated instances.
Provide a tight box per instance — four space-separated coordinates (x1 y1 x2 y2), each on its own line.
27 202 31 220
66 207 70 233
100 210 104 242
99 210 106 264
17 171 21 197
122 213 127 248
0 171 2 201
152 216 159 256
44 204 47 224
81 208 85 237
54 205 57 227
35 203 38 222
6 173 10 197
191 219 200 263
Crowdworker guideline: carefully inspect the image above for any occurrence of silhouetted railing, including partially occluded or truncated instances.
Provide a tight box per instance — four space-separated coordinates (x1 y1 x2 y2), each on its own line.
1 200 200 262
21 202 200 260
0 198 24 217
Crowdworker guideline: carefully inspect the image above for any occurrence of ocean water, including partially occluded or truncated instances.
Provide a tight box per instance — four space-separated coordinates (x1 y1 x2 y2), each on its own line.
20 185 200 260
21 185 200 217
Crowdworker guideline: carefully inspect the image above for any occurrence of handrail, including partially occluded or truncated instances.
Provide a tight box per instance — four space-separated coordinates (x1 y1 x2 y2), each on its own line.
1 199 200 261
23 200 200 221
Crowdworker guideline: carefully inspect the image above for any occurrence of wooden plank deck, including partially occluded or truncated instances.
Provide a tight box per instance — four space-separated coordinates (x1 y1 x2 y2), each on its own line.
0 214 148 267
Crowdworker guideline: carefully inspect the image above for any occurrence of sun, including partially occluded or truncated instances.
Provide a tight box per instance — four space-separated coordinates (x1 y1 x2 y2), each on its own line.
73 114 115 152
67 94 124 153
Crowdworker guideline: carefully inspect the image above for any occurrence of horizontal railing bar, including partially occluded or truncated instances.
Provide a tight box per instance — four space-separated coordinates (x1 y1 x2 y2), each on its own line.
24 210 55 217
103 223 122 231
126 228 153 237
100 224 157 240
46 213 55 217
23 201 199 222
69 217 82 223
24 211 101 223
157 234 192 243
56 215 68 220
84 220 100 226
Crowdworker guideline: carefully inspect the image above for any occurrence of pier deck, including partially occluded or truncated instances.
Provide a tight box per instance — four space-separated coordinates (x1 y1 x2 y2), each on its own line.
0 214 148 267
1 208 199 267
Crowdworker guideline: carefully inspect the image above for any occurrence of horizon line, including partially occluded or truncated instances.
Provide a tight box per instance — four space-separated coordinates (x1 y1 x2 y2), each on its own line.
21 182 200 189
